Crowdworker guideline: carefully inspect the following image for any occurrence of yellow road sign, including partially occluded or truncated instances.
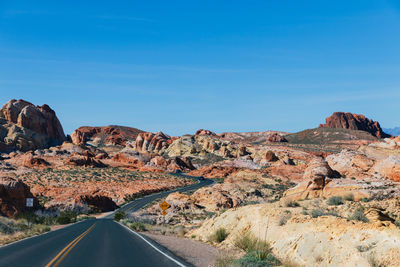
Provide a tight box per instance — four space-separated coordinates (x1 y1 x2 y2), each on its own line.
162 210 167 216
160 201 170 211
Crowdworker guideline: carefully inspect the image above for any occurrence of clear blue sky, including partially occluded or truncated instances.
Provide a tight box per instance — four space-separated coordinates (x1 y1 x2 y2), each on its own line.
0 0 399 135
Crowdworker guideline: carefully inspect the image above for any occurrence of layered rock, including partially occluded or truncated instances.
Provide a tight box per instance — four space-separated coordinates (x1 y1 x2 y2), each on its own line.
71 125 144 146
164 135 249 162
195 129 217 136
0 99 66 152
0 176 37 217
134 132 171 153
319 112 390 138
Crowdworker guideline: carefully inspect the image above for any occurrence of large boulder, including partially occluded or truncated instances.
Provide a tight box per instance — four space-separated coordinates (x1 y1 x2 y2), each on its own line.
66 151 107 168
319 112 390 138
0 176 38 217
266 133 287 143
0 99 66 152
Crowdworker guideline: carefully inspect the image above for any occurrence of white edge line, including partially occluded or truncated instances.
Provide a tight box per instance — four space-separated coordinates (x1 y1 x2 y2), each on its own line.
117 222 187 267
0 219 88 249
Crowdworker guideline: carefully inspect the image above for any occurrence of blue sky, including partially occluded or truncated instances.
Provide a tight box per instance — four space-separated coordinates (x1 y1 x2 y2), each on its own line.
0 0 399 135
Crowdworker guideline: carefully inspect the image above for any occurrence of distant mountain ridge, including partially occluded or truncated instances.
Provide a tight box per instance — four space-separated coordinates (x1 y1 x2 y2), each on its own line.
383 127 400 137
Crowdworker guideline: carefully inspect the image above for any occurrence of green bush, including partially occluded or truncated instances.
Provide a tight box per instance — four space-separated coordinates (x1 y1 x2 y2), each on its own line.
114 211 126 222
311 209 324 218
129 222 146 232
234 251 281 267
285 201 300 208
235 231 259 252
327 196 343 206
215 255 235 267
348 208 368 222
210 228 229 243
56 211 77 225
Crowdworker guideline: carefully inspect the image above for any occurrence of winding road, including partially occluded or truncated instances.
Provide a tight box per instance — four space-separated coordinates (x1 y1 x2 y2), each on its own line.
0 175 213 267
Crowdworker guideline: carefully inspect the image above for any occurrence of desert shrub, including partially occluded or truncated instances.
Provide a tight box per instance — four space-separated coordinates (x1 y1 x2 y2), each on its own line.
215 254 236 267
129 222 146 232
210 227 229 243
32 224 51 234
0 218 16 234
56 211 77 225
348 208 368 222
114 211 126 222
311 209 324 218
235 231 259 252
361 198 370 202
279 214 291 226
234 251 281 267
344 193 354 201
395 220 400 228
327 196 343 206
285 201 299 208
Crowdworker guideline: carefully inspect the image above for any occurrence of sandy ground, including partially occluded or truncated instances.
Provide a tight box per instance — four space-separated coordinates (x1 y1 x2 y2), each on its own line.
143 233 220 267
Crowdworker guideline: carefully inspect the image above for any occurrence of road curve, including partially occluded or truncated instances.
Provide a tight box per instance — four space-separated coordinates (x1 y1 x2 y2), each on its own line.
0 175 214 267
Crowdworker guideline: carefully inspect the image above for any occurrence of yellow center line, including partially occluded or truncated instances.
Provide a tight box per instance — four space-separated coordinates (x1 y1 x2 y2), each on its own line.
45 223 96 267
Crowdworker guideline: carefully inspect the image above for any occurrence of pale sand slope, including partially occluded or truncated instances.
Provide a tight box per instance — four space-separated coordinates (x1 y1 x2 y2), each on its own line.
190 202 400 267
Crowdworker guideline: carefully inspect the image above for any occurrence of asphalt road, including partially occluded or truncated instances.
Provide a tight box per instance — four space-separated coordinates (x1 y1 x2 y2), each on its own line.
0 175 214 267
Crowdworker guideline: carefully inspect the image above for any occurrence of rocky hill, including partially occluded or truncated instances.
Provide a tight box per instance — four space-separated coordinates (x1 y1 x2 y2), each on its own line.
71 125 144 147
0 99 66 152
319 112 390 138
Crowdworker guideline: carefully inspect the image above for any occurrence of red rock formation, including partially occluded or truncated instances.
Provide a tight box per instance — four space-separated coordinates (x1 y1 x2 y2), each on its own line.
71 125 144 146
188 166 240 178
23 155 50 168
319 112 390 138
195 129 217 136
267 133 288 143
134 132 171 153
66 151 107 168
0 176 37 217
149 156 195 172
264 151 279 162
76 194 118 212
0 99 66 150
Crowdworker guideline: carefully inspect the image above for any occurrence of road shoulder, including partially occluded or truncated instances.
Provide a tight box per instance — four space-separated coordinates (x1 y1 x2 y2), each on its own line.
142 232 219 267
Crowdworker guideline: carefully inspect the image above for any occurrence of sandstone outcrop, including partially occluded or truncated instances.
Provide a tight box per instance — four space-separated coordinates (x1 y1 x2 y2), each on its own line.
190 201 400 267
188 166 240 178
0 99 66 152
0 176 37 217
195 129 217 136
134 132 171 153
149 156 195 172
264 151 279 162
266 133 287 142
66 151 107 168
319 112 390 138
164 135 248 162
76 194 118 212
71 125 144 146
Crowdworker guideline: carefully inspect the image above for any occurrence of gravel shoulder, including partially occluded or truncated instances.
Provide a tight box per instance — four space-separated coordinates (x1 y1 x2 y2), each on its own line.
143 233 219 267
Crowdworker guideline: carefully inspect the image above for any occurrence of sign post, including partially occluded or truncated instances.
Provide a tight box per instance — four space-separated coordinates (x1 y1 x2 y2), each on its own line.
26 198 34 229
159 201 170 225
